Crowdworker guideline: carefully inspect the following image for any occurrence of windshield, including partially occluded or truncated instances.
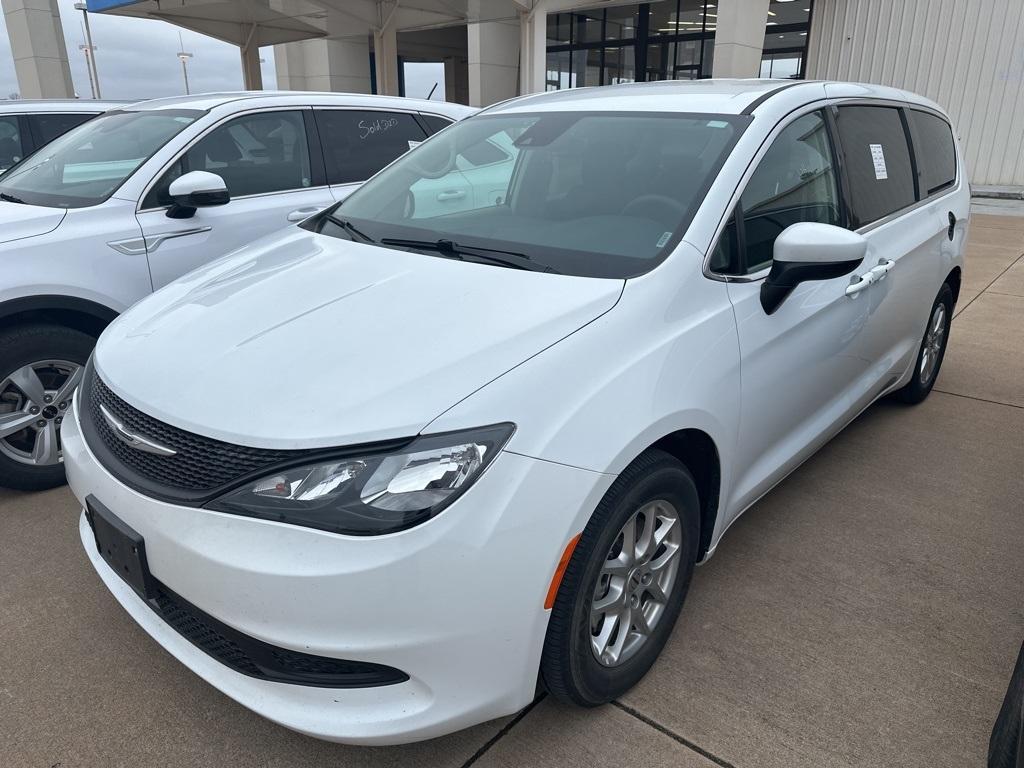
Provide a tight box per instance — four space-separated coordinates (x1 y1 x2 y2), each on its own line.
316 111 747 278
0 109 202 208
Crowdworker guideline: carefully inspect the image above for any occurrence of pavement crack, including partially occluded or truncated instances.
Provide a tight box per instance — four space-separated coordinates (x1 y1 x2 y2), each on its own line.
611 701 738 768
460 693 546 768
932 388 1024 410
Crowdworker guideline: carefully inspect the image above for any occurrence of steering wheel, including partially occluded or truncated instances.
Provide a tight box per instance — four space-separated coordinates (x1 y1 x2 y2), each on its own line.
620 194 686 223
406 140 458 180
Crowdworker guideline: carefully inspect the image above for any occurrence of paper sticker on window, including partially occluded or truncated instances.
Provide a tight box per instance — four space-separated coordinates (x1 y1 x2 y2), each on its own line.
657 232 672 248
408 140 422 151
870 143 888 180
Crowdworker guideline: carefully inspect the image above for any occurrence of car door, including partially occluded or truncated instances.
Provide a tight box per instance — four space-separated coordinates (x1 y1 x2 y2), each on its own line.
313 109 428 202
716 108 875 517
831 103 955 392
136 108 334 289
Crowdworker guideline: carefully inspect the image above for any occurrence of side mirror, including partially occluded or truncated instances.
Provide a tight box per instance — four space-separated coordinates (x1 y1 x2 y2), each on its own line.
760 222 867 315
166 170 230 219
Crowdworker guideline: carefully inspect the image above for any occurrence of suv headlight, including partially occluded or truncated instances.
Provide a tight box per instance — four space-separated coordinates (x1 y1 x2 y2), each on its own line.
205 423 514 535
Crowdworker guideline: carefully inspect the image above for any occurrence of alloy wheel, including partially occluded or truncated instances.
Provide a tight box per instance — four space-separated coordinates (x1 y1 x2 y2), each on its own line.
0 360 82 466
919 303 948 385
590 499 682 667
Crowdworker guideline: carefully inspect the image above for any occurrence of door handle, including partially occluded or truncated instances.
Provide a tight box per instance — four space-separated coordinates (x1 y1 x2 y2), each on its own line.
947 211 956 241
287 207 322 222
436 190 466 202
845 272 875 296
867 259 895 282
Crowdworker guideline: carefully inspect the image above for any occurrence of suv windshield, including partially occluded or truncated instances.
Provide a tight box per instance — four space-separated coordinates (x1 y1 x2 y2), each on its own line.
0 109 202 209
314 111 747 278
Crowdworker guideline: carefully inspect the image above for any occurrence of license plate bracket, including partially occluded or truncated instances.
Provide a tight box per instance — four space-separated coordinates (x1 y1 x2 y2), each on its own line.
85 496 154 601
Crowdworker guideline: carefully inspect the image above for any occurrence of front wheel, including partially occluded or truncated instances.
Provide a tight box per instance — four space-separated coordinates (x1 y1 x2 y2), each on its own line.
540 449 700 706
0 324 95 491
895 283 954 404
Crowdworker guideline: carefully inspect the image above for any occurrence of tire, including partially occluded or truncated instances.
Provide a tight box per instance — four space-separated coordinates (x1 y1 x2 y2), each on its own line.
0 323 96 491
895 282 954 405
989 640 1024 768
541 449 700 706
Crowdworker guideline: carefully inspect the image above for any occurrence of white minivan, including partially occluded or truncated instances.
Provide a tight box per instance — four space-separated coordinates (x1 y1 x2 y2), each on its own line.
64 80 968 745
0 92 473 489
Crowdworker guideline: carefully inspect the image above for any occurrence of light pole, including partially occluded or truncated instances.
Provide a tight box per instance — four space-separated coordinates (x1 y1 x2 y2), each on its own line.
73 3 101 98
176 32 193 95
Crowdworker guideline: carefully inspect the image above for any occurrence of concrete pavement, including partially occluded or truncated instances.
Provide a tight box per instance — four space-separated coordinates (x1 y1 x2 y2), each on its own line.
2 214 1022 767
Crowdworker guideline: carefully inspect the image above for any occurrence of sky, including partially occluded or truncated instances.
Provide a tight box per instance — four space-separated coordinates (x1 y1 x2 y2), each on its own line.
0 1 444 101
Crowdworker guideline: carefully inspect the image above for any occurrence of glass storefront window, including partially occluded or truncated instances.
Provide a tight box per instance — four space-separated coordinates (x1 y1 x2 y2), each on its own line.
604 46 636 84
605 5 640 40
545 0 813 89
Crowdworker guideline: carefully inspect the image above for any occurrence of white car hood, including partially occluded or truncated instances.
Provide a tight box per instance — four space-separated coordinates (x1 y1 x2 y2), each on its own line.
0 201 65 245
96 228 623 449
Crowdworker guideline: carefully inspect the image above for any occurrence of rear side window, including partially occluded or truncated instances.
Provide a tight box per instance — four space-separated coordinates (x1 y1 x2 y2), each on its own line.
834 105 916 226
314 110 427 185
0 116 24 171
419 114 454 135
907 109 956 196
29 112 96 145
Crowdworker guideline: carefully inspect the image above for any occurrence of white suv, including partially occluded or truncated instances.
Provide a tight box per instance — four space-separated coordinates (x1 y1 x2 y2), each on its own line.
0 92 473 489
64 80 967 744
0 99 121 174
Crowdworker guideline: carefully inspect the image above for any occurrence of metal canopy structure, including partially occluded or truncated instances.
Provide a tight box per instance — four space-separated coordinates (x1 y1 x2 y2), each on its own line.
85 0 477 91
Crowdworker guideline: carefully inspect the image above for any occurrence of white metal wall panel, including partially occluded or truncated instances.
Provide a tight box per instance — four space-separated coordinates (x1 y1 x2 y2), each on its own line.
806 0 1024 187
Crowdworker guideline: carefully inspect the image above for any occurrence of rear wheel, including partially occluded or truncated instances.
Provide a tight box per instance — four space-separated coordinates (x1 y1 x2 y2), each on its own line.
541 449 700 705
895 283 954 405
0 324 95 491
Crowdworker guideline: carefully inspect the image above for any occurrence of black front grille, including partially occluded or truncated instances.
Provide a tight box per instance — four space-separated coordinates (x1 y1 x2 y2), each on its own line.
87 372 301 494
151 579 408 688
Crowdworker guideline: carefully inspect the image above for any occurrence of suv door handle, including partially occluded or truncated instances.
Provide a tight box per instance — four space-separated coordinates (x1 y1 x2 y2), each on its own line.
287 207 321 222
868 259 895 282
436 190 466 201
845 272 875 296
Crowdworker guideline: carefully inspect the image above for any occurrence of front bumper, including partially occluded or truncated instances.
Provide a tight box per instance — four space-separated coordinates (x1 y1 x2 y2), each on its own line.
63 396 613 744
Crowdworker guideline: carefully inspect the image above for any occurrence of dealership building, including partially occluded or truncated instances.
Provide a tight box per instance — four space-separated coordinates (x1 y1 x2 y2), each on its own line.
2 0 1023 187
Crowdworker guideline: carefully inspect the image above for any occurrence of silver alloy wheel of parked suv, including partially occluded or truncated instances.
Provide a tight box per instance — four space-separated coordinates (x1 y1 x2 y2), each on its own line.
0 360 81 466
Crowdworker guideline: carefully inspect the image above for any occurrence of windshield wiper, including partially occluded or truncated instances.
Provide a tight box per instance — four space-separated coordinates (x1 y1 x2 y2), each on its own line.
379 238 559 274
0 192 25 204
322 213 375 243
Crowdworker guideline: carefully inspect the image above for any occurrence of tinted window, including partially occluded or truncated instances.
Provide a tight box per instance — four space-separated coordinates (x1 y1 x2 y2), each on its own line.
0 116 24 172
29 112 95 145
0 110 199 208
316 112 745 279
145 111 312 207
731 110 840 274
835 105 915 226
907 109 956 196
315 110 427 184
420 114 454 135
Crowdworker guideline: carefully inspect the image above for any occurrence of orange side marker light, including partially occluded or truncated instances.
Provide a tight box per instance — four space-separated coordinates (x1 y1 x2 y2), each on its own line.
544 532 582 610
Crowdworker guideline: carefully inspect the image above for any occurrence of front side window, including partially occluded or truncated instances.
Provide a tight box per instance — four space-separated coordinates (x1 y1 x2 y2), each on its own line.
315 111 746 278
314 110 427 185
714 110 841 276
907 109 956 197
835 105 916 226
29 112 96 146
0 109 200 208
146 110 312 207
0 116 24 172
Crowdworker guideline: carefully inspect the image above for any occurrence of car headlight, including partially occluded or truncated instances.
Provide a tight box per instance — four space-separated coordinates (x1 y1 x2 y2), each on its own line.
205 423 514 535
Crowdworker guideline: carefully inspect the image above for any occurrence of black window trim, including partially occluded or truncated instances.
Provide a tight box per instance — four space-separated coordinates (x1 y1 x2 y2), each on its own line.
137 105 326 213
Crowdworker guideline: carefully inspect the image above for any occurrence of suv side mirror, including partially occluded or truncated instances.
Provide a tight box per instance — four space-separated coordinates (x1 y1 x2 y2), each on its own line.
760 222 867 315
166 170 230 219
